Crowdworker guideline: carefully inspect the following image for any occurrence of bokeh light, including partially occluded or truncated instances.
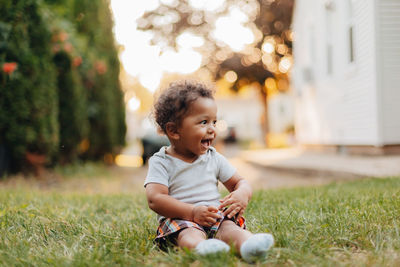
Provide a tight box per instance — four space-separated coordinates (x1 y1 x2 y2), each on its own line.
111 1 258 92
128 97 141 112
278 56 292 73
262 42 275 54
224 70 238 83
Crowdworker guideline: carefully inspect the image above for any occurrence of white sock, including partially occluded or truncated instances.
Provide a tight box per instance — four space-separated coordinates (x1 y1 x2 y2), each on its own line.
195 239 230 255
240 233 274 263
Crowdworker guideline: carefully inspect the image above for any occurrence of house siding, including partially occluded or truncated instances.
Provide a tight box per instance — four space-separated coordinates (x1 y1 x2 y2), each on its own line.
337 0 378 145
377 0 400 144
293 0 380 146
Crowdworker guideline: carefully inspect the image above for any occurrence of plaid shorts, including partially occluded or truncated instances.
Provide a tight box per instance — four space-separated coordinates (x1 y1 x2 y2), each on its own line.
155 210 246 249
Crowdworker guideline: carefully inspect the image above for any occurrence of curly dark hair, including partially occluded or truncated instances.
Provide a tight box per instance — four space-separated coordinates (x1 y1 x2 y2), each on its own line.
153 80 215 134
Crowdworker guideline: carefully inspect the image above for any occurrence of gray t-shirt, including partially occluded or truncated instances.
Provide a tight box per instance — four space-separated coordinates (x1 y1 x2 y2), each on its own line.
144 146 236 221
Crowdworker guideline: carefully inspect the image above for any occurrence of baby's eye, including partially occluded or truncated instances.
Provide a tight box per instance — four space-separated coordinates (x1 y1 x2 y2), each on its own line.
200 120 207 125
213 120 217 125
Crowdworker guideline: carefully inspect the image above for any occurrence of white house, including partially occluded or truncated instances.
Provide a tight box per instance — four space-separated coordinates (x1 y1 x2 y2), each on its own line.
216 89 264 143
268 93 295 134
292 0 400 154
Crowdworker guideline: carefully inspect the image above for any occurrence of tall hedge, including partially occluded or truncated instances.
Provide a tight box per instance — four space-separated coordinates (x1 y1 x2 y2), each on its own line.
43 0 91 163
0 0 59 172
71 0 126 159
0 0 126 175
53 50 89 163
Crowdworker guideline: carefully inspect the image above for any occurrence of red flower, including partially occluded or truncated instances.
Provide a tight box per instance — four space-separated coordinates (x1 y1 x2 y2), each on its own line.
2 62 18 74
73 56 82 67
95 60 107 75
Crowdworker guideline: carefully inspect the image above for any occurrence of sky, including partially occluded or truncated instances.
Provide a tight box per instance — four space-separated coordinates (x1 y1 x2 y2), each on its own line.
110 0 255 93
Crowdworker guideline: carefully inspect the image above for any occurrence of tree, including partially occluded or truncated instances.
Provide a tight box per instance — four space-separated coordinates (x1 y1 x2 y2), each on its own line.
138 0 294 144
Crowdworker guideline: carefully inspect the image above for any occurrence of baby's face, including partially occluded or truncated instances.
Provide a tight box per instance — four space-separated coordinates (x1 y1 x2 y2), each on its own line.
176 97 217 158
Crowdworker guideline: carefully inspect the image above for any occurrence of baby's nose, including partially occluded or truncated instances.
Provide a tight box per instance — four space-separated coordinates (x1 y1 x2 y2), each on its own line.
207 124 216 133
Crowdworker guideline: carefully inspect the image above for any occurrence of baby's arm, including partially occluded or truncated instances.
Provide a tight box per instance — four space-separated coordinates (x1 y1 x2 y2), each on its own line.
219 173 252 219
145 183 222 226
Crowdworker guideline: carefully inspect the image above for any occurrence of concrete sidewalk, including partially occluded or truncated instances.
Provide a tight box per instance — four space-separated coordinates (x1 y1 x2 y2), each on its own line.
241 147 400 179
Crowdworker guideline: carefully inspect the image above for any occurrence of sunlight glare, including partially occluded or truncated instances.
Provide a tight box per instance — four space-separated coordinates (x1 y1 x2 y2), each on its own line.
142 0 159 12
111 0 204 92
139 71 162 93
120 42 160 77
128 97 141 112
229 6 249 23
177 32 205 48
189 0 226 11
262 42 275 54
160 0 178 6
160 49 202 74
213 7 254 52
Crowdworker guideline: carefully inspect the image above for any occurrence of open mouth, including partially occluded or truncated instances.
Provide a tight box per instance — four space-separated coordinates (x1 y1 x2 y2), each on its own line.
201 139 212 149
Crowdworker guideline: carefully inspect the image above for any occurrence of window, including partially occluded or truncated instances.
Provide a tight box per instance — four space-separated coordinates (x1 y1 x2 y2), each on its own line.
325 1 334 75
348 26 354 63
346 0 355 63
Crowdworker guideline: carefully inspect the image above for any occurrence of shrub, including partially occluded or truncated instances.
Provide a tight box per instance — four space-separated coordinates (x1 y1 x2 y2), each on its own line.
70 0 126 159
0 0 59 173
53 50 89 163
0 0 126 175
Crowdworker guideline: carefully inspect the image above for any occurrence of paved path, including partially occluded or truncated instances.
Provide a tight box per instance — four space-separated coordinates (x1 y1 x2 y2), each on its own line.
229 157 346 189
218 144 400 190
240 147 400 178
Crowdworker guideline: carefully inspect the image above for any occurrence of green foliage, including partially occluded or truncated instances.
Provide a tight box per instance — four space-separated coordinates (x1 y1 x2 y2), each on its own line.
1 177 400 266
0 0 59 171
69 0 126 159
53 50 88 162
0 0 126 173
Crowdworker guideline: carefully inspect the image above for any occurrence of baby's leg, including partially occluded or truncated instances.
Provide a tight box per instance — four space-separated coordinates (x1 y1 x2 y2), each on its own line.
216 220 274 263
176 227 206 249
215 220 252 252
177 227 230 255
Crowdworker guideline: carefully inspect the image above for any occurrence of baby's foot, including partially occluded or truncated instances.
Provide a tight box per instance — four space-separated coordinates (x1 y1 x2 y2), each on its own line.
240 233 274 263
195 239 230 255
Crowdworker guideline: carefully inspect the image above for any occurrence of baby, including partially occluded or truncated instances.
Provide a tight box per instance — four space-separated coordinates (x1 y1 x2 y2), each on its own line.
144 80 273 263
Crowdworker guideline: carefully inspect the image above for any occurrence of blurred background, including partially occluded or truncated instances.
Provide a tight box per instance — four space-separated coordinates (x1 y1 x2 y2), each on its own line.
1 0 399 177
113 0 296 168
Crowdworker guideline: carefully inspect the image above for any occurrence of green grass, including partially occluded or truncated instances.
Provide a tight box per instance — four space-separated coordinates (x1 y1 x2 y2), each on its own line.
53 162 113 179
1 177 400 266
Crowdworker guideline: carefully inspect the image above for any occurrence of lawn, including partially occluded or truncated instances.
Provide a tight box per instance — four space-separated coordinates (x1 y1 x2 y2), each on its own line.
1 170 400 266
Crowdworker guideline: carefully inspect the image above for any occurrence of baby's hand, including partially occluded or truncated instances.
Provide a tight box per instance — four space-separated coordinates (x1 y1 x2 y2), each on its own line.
192 205 222 227
219 190 248 219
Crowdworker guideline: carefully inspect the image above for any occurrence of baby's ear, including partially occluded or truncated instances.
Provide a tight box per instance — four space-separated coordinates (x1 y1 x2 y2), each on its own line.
165 122 179 140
